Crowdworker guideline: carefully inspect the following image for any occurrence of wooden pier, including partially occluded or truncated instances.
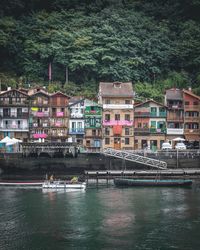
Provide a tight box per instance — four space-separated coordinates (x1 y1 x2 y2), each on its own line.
84 169 200 185
20 142 78 158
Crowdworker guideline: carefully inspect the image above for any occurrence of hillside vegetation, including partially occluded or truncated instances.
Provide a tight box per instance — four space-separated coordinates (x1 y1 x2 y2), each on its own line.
0 0 200 101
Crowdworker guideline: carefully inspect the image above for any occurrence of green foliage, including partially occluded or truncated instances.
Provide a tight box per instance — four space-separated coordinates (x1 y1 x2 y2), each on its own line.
0 0 200 99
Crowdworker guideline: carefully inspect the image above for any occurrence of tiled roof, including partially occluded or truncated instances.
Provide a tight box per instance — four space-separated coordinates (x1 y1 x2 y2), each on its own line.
165 88 183 100
99 82 134 97
183 89 200 100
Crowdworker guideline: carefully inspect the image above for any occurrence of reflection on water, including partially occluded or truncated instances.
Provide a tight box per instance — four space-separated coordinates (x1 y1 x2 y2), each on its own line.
0 186 200 250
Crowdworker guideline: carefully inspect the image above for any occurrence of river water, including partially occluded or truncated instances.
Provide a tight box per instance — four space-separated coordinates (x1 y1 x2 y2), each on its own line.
1 185 200 250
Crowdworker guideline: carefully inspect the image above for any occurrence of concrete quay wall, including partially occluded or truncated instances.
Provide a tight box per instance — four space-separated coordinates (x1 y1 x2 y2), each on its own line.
0 152 199 176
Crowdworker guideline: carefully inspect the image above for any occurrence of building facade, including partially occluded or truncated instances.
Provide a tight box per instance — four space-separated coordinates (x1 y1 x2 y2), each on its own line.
0 89 29 141
49 92 70 142
134 100 167 150
29 90 50 141
99 82 134 150
165 88 184 146
183 89 200 144
84 100 102 152
68 99 85 145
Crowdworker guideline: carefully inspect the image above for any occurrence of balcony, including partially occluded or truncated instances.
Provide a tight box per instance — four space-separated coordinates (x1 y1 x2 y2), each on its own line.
0 113 29 119
103 120 133 126
0 125 29 131
51 112 66 118
184 129 200 134
150 128 166 133
103 104 133 109
184 116 199 122
150 112 167 118
32 111 49 117
51 122 66 127
30 123 49 128
134 112 150 117
167 128 184 135
168 104 183 109
167 115 184 122
69 128 85 134
33 133 48 139
70 113 83 119
184 104 199 111
134 128 150 134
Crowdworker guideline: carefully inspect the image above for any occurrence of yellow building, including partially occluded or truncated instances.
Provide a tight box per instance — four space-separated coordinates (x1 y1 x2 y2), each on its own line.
98 82 134 150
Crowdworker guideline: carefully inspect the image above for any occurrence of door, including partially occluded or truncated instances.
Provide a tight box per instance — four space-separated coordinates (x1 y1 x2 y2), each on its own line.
114 138 121 150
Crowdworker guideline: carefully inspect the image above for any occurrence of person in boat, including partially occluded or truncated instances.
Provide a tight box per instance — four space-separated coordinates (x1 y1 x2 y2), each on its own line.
70 176 78 183
49 175 54 183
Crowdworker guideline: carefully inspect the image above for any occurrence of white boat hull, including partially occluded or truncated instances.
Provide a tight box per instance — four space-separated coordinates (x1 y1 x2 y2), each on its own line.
42 181 86 190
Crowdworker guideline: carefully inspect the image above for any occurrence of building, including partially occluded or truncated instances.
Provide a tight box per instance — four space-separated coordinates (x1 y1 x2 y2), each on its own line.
49 92 70 142
99 82 134 150
84 100 102 152
183 89 200 145
68 99 85 145
134 100 167 150
165 88 184 146
29 90 50 141
0 89 29 141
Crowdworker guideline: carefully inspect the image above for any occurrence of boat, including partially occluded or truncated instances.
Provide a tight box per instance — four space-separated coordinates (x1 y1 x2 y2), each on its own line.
114 178 193 187
0 181 43 187
42 180 86 190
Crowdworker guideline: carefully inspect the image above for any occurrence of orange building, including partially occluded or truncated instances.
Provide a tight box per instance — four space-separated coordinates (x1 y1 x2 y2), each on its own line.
99 82 134 150
183 89 200 144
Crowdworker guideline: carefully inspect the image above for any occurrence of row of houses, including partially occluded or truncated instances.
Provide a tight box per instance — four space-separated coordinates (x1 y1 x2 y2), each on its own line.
0 82 199 151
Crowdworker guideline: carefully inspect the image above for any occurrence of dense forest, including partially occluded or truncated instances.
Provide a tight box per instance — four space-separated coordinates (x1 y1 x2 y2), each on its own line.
0 0 200 101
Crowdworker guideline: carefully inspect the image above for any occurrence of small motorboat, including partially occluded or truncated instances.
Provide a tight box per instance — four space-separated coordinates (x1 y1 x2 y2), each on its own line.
42 180 86 190
114 178 193 187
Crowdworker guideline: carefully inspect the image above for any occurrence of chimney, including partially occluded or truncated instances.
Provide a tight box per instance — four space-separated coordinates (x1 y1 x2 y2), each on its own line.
188 87 192 92
7 87 11 91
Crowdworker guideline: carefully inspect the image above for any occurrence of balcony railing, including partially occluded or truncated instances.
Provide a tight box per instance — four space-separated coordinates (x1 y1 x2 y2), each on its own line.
150 128 166 133
103 120 133 126
32 111 49 117
167 128 184 135
134 128 150 133
184 116 199 122
184 129 200 134
184 105 200 111
69 128 85 134
134 112 150 117
103 104 133 109
150 112 167 117
0 113 29 119
168 104 183 109
134 128 166 133
0 125 29 131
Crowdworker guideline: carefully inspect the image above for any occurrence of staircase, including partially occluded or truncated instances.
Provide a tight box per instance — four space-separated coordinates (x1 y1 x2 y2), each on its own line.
103 148 167 170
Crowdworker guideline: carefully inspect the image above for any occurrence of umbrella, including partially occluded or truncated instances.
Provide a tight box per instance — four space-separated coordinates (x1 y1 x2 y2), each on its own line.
11 138 22 143
0 136 13 143
173 137 185 141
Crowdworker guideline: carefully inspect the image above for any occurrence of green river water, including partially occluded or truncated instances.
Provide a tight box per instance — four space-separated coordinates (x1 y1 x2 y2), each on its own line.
0 185 200 250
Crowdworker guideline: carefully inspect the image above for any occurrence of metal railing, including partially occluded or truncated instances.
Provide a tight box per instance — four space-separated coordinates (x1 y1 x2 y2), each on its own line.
103 148 167 169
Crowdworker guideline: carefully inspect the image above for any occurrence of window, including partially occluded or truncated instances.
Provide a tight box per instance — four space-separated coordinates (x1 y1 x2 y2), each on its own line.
185 101 189 105
105 114 110 121
125 114 130 121
125 138 130 145
125 128 129 135
138 123 142 128
143 123 148 128
151 121 156 128
92 130 96 136
105 127 110 135
105 99 110 104
115 114 120 121
125 100 131 104
105 138 110 144
86 140 90 147
193 101 198 105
